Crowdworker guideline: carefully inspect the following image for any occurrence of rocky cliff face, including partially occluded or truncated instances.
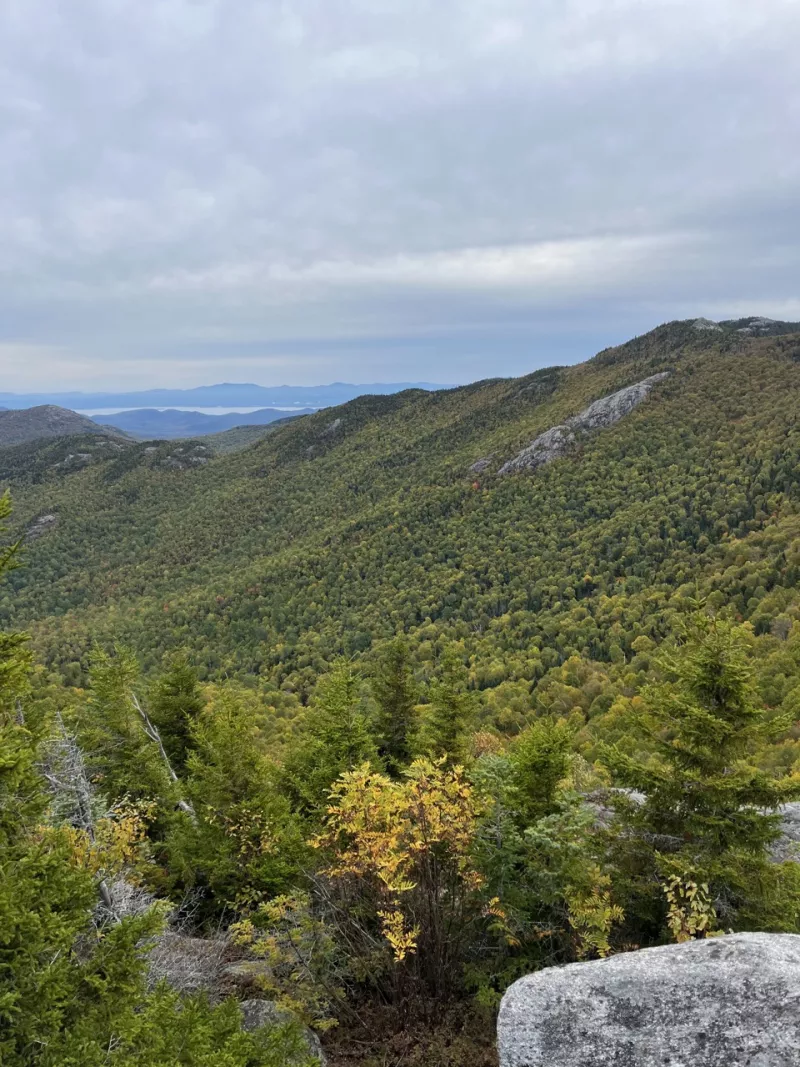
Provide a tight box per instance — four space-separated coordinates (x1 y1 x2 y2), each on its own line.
498 932 800 1066
498 372 669 475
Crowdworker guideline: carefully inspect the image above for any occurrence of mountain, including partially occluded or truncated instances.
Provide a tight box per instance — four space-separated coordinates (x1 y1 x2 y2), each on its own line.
2 315 800 693
0 380 452 411
4 314 800 1065
94 406 313 439
0 405 128 447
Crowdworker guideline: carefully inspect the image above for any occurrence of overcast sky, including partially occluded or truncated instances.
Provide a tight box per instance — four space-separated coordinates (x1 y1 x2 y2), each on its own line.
1 0 798 391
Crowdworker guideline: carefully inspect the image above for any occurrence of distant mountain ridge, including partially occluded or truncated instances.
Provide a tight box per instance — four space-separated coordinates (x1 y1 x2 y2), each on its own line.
94 406 313 440
0 380 452 411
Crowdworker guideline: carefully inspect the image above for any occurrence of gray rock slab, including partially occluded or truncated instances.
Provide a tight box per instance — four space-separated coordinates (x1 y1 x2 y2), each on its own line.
498 932 800 1066
498 373 668 475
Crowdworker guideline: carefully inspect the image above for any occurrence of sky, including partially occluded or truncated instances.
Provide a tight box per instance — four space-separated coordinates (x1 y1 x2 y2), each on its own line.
1 0 799 392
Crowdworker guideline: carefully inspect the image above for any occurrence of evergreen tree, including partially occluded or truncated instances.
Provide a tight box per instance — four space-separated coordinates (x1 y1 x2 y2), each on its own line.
420 649 477 765
508 718 575 826
282 661 377 818
172 687 305 911
77 646 181 811
149 651 205 772
371 638 417 775
605 613 800 936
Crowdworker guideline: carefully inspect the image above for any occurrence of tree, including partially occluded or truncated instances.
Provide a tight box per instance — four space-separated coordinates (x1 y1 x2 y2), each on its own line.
282 661 378 819
473 720 616 984
172 686 305 911
419 649 477 766
371 638 417 775
77 646 181 811
149 651 205 772
508 718 575 825
604 613 800 937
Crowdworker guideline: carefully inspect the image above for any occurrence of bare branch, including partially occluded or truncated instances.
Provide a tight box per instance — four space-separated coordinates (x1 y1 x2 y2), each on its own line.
130 692 196 822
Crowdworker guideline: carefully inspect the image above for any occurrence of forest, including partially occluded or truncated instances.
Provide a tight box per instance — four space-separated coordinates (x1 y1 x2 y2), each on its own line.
2 317 800 1065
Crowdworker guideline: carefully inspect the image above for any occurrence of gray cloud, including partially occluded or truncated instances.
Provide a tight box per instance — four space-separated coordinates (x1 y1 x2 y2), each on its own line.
0 0 798 389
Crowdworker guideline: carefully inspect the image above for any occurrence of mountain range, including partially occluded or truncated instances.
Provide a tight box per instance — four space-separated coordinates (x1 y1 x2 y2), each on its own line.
2 313 799 693
0 380 451 411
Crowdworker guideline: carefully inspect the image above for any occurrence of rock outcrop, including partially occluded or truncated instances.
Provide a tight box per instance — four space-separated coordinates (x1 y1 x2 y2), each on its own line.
773 801 800 862
498 372 669 475
469 456 494 474
26 513 57 541
692 317 723 331
148 930 325 1061
148 931 227 994
498 932 800 1066
735 316 779 335
239 1000 327 1063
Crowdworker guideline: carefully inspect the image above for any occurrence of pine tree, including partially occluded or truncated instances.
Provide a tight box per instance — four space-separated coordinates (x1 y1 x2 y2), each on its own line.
282 661 378 818
173 687 305 911
508 718 575 825
371 638 417 775
420 648 477 765
149 651 205 772
605 613 800 935
77 646 184 813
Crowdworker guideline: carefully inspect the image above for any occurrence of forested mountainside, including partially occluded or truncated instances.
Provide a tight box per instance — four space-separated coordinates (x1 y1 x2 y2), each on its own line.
4 317 800 702
3 316 800 1065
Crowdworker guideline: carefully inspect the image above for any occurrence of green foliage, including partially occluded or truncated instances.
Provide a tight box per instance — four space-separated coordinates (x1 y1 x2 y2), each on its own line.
233 893 344 1030
371 638 417 775
418 649 477 765
0 504 311 1067
472 726 608 984
282 662 378 819
76 646 179 809
604 613 800 937
173 687 306 910
149 650 205 771
7 326 800 702
4 323 800 1060
507 718 575 825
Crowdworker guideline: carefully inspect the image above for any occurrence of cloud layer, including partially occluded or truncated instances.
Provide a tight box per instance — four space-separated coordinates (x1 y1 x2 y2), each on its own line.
1 0 798 388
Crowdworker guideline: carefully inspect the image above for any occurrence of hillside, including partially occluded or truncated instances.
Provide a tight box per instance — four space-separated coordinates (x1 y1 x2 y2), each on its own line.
204 418 299 454
3 316 800 698
0 404 127 447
